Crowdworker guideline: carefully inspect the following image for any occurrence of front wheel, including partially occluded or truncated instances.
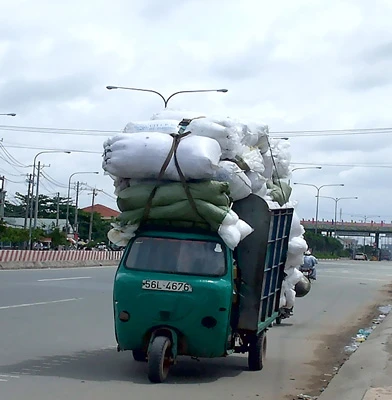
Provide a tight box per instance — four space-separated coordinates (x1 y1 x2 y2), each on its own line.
275 316 282 325
248 331 267 371
148 336 172 383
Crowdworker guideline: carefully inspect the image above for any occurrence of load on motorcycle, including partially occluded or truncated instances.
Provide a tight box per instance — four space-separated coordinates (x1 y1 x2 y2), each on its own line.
279 265 311 319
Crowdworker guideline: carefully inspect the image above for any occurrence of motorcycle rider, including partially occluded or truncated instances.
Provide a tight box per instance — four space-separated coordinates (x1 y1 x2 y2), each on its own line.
301 250 318 280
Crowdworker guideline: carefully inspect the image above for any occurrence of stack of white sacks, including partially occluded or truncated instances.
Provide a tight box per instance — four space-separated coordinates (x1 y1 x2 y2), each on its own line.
103 108 309 303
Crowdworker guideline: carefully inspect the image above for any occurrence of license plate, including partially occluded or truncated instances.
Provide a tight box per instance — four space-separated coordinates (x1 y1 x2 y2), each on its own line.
141 279 193 292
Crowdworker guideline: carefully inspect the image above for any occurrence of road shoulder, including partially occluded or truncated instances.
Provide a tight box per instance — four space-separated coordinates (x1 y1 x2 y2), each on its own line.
318 312 392 400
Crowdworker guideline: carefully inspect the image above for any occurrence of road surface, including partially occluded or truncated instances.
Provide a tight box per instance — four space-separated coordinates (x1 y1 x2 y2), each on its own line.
0 260 391 400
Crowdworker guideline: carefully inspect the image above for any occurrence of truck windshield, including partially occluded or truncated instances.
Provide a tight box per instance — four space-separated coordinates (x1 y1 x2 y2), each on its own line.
125 236 226 277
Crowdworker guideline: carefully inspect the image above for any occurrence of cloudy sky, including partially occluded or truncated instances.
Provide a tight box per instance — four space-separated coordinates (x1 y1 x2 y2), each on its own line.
1 0 392 227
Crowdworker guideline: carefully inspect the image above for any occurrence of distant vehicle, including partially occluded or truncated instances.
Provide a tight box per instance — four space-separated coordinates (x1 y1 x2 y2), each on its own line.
380 249 391 261
354 253 368 261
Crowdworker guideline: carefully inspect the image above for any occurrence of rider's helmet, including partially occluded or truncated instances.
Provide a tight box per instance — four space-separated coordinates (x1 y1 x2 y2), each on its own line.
295 277 311 297
304 250 311 255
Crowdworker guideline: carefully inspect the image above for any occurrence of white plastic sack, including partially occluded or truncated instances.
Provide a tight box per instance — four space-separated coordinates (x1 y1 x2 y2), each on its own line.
270 139 291 179
107 223 139 247
209 116 269 151
290 210 305 239
285 266 305 287
286 252 305 268
235 219 254 240
103 132 221 181
218 224 241 250
242 121 269 148
241 148 265 174
285 286 296 308
214 161 252 201
245 171 266 193
124 120 179 134
151 109 205 121
186 119 241 159
261 152 273 180
288 236 308 256
221 209 239 226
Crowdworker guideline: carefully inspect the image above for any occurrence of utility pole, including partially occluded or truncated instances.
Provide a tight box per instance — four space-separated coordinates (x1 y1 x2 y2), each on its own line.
0 176 5 219
33 161 41 229
24 174 32 229
74 181 80 237
56 192 60 228
88 188 102 242
33 162 49 229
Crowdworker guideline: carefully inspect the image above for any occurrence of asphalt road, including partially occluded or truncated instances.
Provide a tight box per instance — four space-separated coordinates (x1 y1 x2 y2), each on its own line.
0 260 391 400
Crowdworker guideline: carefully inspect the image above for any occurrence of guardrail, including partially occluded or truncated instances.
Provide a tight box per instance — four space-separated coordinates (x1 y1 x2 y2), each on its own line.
0 250 124 263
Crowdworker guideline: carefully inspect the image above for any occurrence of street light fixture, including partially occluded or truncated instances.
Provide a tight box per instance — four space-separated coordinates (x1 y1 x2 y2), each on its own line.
0 113 16 116
106 85 228 108
289 166 322 184
291 166 322 173
28 150 71 248
293 182 344 234
318 196 358 236
65 171 100 235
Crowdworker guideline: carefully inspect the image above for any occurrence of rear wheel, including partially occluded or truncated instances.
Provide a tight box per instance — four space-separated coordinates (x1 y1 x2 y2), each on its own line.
248 331 267 371
148 336 172 383
132 350 147 362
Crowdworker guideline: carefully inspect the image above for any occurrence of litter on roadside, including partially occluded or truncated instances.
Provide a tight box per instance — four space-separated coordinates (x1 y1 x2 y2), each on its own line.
378 304 392 315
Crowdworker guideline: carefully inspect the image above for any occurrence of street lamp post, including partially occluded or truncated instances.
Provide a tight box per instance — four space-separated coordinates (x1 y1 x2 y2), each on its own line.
65 171 99 235
106 86 228 108
289 166 322 184
28 150 71 249
294 183 344 234
319 196 358 236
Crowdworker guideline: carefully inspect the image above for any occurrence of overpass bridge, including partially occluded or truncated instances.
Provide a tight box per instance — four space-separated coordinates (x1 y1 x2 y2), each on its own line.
301 219 392 247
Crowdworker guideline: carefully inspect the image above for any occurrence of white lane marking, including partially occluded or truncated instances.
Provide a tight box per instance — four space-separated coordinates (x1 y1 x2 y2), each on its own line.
317 275 387 282
0 379 8 382
0 375 19 378
0 298 82 310
37 276 91 282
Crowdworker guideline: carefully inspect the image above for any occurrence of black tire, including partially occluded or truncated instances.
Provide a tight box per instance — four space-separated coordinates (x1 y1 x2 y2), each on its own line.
132 349 147 362
148 336 172 383
275 316 282 325
248 331 267 371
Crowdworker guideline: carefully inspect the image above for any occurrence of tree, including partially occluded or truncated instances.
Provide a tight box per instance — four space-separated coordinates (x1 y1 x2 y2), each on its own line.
4 193 113 244
4 192 71 219
76 210 112 243
49 228 68 248
304 231 344 256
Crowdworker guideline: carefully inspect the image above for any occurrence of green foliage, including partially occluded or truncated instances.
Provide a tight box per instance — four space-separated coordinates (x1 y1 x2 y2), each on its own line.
304 231 344 257
5 192 70 219
76 210 112 243
48 228 68 247
4 193 113 244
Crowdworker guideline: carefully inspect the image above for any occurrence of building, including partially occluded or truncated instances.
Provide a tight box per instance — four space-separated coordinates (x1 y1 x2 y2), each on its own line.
81 204 120 220
3 217 71 233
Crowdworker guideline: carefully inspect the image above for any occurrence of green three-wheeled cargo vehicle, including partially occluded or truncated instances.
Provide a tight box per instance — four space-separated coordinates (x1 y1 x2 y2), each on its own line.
113 194 293 382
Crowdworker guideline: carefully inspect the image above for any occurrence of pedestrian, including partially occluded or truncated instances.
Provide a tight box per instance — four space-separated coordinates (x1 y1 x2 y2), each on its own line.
301 250 318 280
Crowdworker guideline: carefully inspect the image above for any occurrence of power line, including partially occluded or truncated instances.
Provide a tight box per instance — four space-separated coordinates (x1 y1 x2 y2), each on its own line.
271 127 392 134
2 142 102 154
3 177 26 184
1 123 392 138
291 162 392 168
0 142 27 167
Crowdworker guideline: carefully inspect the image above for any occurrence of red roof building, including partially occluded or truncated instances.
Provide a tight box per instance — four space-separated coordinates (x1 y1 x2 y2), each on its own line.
81 204 120 220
